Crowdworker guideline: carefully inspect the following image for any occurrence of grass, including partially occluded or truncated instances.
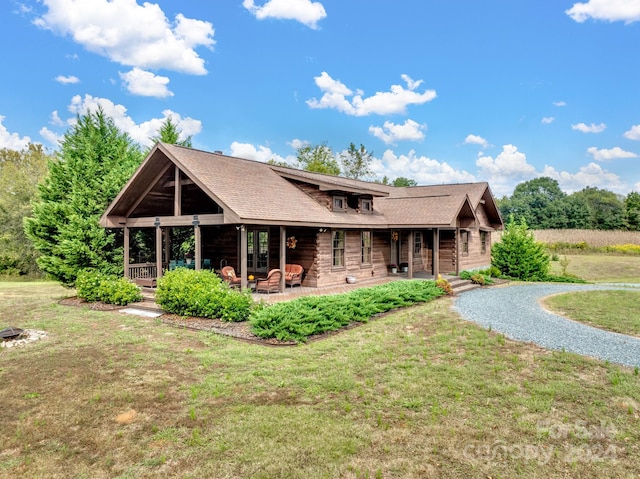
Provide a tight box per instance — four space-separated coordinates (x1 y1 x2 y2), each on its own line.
543 290 640 337
1 278 640 478
549 254 640 283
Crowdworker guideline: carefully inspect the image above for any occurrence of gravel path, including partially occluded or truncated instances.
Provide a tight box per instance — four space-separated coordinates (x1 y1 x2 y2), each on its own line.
453 283 640 368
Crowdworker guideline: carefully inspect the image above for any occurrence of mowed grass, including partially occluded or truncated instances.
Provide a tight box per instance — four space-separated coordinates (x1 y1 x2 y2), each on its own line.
1 280 640 478
543 290 640 337
549 254 640 283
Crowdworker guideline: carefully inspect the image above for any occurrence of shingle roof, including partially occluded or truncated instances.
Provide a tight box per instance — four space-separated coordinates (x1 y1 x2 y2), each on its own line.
102 143 501 229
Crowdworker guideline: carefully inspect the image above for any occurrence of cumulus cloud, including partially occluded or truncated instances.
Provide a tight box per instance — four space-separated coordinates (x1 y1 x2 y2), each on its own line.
475 145 537 195
243 0 326 29
44 94 201 147
587 146 638 161
55 74 79 84
39 127 62 146
119 68 173 98
287 138 309 150
566 0 640 23
307 72 436 116
571 122 606 133
464 134 488 149
372 149 475 185
541 117 555 124
0 115 31 150
553 101 567 107
542 162 626 194
34 0 215 75
624 124 640 140
369 119 426 144
230 141 296 165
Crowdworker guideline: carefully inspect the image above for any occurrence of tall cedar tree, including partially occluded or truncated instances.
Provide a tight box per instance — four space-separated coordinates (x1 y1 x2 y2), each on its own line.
491 215 550 281
25 108 143 286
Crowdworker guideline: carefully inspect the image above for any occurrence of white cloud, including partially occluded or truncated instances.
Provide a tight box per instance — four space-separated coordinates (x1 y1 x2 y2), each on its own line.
541 117 555 124
624 124 640 140
34 0 215 75
39 127 62 146
566 0 640 24
48 94 201 147
587 146 638 161
542 163 626 194
475 145 537 195
230 141 296 165
287 138 309 150
307 72 436 116
464 134 488 148
553 101 567 107
571 122 606 133
373 149 475 185
369 119 426 144
119 68 173 98
0 115 31 150
243 0 326 29
55 74 79 84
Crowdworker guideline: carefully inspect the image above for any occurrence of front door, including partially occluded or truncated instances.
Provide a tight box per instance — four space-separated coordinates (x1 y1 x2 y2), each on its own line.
247 229 269 274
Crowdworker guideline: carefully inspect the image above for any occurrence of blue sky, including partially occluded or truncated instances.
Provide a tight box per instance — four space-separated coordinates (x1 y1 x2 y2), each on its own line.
2 0 640 196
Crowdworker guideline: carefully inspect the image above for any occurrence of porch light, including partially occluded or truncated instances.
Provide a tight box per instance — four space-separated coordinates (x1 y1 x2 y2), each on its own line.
154 217 160 228
318 228 327 233
192 215 199 226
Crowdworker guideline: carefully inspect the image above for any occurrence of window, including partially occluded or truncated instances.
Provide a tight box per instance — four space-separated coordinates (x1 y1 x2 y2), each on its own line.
361 198 372 214
361 230 372 265
332 230 345 268
414 232 422 254
461 231 469 255
481 231 488 254
333 196 346 212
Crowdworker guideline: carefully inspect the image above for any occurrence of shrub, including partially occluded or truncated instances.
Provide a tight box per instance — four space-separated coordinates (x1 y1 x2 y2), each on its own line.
470 274 485 285
492 216 550 281
76 269 142 305
250 280 444 342
156 268 252 321
435 275 453 295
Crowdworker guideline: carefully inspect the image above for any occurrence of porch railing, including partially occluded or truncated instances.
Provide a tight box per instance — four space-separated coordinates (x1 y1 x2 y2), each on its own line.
128 263 157 280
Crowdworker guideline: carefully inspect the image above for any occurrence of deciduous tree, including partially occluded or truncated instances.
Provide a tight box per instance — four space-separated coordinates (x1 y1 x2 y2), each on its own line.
296 143 340 175
340 143 373 180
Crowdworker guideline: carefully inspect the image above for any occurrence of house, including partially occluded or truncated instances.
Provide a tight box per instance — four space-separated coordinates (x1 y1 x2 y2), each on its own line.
100 142 503 290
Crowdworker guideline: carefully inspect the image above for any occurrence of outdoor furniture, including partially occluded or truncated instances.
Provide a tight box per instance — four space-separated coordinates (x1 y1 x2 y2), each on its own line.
202 258 211 269
221 266 242 287
284 264 304 287
255 269 282 294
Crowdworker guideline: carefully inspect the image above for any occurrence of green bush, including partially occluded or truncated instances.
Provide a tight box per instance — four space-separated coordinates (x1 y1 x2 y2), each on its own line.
76 269 142 305
156 268 252 321
249 280 444 342
492 216 550 281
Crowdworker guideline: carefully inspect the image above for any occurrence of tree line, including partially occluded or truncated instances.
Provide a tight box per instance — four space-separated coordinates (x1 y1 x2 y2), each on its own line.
497 177 640 231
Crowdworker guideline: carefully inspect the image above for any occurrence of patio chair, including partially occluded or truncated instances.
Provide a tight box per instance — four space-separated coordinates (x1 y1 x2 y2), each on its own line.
221 266 242 287
255 269 282 294
284 264 304 287
202 258 212 270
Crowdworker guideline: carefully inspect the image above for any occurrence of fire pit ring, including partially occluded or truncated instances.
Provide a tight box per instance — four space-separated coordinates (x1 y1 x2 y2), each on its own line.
0 327 25 341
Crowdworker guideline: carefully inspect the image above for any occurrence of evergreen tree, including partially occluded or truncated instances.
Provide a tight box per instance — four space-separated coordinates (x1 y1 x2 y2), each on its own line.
491 216 550 281
25 108 143 286
149 116 193 147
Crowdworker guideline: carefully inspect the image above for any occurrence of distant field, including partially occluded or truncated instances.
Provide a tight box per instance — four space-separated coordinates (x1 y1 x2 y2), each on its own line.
549 254 640 283
493 229 640 247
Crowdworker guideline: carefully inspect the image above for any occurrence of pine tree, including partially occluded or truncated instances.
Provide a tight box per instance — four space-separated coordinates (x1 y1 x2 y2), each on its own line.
24 108 143 286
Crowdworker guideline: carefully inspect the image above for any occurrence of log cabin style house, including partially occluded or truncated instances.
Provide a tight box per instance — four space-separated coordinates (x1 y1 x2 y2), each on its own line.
100 142 503 291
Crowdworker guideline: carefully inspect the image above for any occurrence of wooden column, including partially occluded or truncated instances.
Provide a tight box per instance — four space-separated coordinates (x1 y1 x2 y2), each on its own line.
455 227 460 275
124 226 130 278
194 223 202 270
407 230 414 279
155 223 163 279
279 226 286 292
433 229 439 278
174 167 181 216
240 226 248 289
163 228 170 265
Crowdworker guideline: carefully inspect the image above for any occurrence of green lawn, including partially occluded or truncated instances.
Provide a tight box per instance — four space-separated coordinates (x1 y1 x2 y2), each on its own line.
549 254 640 283
1 280 639 478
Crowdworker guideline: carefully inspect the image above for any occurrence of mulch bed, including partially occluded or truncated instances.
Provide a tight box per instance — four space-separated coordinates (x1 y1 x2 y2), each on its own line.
58 296 122 311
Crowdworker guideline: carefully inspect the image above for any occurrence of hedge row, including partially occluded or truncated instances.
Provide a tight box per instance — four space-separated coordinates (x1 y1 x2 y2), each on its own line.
76 270 142 306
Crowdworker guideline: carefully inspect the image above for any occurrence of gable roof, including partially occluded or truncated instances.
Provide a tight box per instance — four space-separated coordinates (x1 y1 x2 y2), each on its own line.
101 143 502 230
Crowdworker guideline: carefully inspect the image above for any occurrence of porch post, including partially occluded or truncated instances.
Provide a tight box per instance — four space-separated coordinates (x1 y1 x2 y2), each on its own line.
155 219 163 279
240 226 248 289
124 226 130 278
433 229 439 278
193 216 201 270
455 227 460 275
279 226 286 292
163 228 170 265
407 229 414 279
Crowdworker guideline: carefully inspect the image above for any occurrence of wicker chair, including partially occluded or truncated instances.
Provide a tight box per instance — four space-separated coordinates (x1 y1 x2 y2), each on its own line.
221 266 242 288
255 269 282 294
284 264 304 287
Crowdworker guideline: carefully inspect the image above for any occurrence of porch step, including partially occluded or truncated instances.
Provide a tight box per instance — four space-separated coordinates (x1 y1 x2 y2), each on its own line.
448 277 480 295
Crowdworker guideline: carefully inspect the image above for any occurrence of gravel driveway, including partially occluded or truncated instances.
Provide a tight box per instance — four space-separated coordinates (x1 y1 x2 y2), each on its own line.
453 283 640 368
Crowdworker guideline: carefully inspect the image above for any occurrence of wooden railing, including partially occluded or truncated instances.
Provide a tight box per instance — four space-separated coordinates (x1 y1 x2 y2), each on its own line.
127 263 157 280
